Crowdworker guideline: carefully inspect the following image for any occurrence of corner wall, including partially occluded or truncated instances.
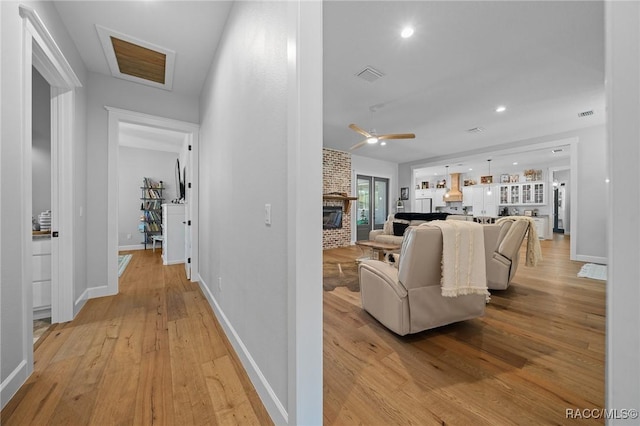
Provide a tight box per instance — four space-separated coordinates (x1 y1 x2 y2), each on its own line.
323 148 351 249
198 2 322 424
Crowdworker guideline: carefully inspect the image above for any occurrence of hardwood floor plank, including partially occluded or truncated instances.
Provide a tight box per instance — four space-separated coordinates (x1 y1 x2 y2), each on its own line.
323 234 605 425
1 249 270 426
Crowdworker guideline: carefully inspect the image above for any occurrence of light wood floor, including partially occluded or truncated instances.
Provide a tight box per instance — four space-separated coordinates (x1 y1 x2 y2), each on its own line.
2 235 605 425
1 249 272 426
323 233 605 425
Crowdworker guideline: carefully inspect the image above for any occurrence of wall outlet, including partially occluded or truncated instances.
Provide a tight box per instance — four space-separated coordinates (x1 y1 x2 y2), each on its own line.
218 277 222 292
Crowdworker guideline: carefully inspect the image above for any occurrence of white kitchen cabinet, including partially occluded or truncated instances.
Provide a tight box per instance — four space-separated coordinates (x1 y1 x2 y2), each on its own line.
499 182 546 206
531 216 549 239
432 188 447 207
414 198 433 213
162 204 186 265
415 189 430 199
462 186 474 207
32 237 52 319
472 186 497 217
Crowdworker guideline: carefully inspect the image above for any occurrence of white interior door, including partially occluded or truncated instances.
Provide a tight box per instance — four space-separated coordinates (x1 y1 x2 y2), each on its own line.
183 138 192 279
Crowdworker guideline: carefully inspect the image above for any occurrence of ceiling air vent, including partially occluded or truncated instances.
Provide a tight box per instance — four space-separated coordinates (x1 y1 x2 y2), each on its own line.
466 127 485 134
578 110 594 118
355 66 384 83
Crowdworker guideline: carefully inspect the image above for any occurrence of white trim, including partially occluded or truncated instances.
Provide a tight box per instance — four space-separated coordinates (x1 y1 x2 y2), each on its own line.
286 2 324 424
163 260 185 266
575 255 608 265
197 276 288 425
73 288 89 317
20 14 35 383
118 244 146 251
96 25 175 91
19 6 81 89
0 361 28 407
106 107 200 296
86 285 112 300
569 140 579 261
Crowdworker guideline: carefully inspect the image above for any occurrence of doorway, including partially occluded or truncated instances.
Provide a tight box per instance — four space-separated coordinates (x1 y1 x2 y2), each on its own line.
356 175 389 241
106 107 200 296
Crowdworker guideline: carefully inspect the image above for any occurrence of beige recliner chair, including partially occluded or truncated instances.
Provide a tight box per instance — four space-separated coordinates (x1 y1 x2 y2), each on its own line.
359 224 501 336
486 219 530 290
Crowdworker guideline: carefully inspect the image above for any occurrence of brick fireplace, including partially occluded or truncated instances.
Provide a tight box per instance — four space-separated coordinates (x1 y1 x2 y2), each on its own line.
323 148 352 249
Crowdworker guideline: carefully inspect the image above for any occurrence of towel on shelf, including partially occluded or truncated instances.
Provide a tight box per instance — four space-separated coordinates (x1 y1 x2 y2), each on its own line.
496 216 543 267
420 220 489 298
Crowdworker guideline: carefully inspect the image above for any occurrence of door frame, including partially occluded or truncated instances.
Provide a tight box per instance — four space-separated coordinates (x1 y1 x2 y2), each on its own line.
355 174 389 241
105 107 200 296
19 5 82 374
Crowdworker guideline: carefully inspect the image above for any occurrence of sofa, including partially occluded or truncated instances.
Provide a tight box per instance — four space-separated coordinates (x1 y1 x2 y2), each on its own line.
359 223 500 335
369 212 473 245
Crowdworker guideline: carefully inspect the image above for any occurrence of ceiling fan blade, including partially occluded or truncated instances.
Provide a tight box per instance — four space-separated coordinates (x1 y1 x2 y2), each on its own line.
349 123 373 138
350 139 368 150
378 133 415 140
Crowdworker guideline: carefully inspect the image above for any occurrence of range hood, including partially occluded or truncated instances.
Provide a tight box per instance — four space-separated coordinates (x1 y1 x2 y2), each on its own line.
444 172 463 202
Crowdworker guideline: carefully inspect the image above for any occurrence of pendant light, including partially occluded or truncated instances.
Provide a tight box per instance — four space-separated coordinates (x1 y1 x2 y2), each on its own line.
444 165 451 198
486 159 492 195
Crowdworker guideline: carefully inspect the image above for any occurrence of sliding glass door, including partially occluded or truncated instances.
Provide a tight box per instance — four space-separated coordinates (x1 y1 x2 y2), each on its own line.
356 175 389 241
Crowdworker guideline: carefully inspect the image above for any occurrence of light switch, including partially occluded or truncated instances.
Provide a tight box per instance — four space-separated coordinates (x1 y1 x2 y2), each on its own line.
265 204 272 225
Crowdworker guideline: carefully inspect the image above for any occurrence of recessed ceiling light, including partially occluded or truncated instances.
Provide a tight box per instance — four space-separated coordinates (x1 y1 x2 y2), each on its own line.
513 162 518 165
380 141 387 146
496 105 507 113
468 168 473 171
401 27 414 38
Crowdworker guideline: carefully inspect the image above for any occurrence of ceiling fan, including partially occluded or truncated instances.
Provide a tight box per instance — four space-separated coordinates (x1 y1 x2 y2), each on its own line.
348 123 415 150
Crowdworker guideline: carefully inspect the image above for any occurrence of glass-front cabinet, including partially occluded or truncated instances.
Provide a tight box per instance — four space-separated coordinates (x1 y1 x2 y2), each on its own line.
499 182 545 206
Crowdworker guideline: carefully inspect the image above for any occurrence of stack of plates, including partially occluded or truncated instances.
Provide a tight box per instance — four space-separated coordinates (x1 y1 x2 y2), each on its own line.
38 211 51 231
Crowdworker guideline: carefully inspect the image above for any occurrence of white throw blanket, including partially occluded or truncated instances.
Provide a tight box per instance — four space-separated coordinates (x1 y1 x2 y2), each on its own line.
495 216 543 267
420 220 489 298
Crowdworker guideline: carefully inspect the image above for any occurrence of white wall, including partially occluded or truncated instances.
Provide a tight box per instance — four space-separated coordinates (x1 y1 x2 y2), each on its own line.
32 67 51 217
606 2 640 421
117 146 178 249
350 154 399 242
198 2 322 424
86 72 199 289
398 124 607 261
1 0 88 407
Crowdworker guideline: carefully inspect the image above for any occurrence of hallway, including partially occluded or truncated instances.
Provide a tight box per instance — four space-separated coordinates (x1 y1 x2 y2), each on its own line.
1 250 272 425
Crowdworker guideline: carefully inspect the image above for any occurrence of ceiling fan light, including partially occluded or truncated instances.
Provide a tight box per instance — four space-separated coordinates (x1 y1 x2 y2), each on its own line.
401 27 414 38
380 141 387 146
367 137 379 144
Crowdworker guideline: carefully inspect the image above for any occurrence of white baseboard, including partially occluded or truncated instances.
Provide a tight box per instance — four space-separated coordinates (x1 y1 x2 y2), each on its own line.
1 360 27 409
118 244 145 251
74 288 89 316
575 255 608 265
33 306 51 320
86 284 116 299
197 275 287 425
163 259 184 266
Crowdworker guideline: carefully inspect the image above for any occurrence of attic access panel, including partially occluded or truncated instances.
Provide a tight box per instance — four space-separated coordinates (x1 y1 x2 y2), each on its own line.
111 37 166 84
97 25 175 91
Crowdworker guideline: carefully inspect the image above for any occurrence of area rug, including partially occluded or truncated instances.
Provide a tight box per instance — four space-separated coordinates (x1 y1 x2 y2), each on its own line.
118 254 133 277
577 263 607 281
323 261 360 292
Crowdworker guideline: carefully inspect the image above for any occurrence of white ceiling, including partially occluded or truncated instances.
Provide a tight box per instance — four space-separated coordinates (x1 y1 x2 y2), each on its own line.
323 1 605 165
52 1 604 168
53 1 232 98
